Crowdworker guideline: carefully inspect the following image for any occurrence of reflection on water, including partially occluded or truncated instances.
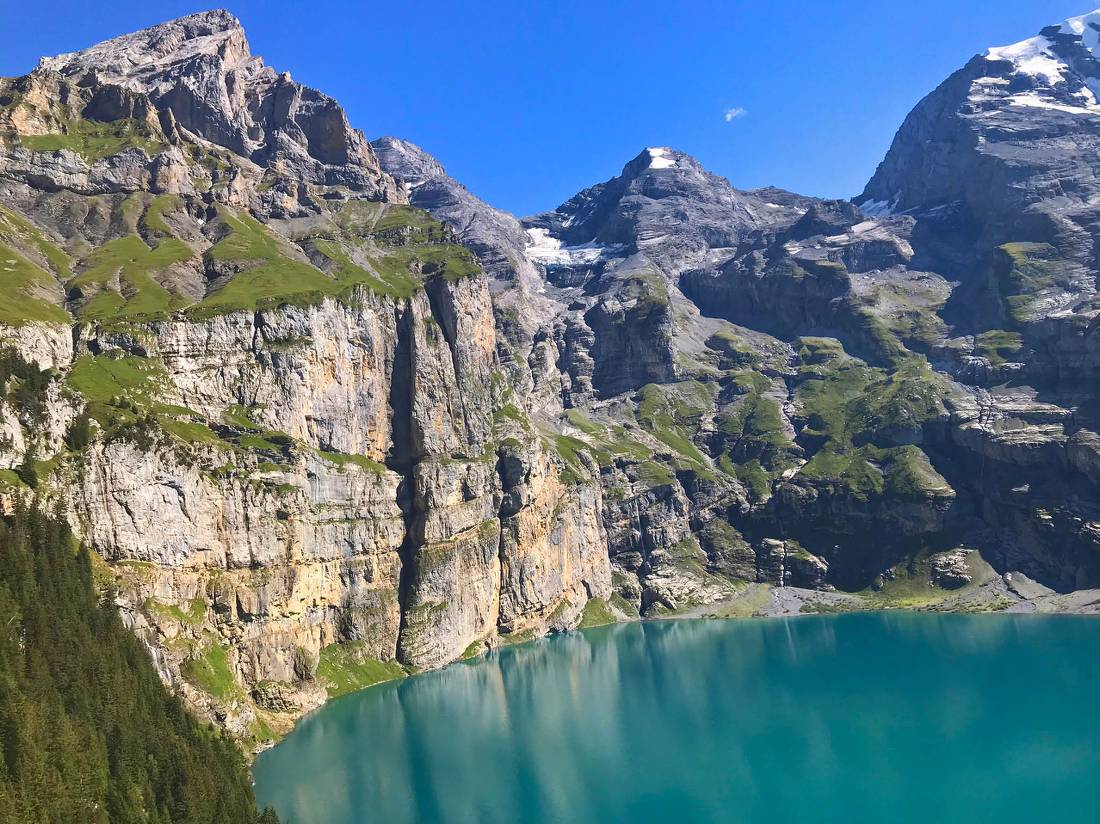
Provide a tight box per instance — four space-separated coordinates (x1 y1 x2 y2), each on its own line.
254 614 1100 824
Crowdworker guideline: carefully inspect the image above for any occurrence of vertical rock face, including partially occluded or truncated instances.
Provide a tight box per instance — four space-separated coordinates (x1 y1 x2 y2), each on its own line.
4 7 1100 743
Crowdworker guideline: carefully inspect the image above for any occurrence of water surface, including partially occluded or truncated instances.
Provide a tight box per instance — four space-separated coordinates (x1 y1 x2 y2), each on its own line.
254 614 1100 823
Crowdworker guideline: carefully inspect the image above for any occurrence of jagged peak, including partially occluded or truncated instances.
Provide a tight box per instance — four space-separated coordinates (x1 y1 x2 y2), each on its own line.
984 8 1100 88
966 8 1100 117
371 136 448 187
623 145 700 175
37 9 255 81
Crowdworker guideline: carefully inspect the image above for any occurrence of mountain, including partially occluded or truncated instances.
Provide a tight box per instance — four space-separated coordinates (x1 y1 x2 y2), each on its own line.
0 6 1099 754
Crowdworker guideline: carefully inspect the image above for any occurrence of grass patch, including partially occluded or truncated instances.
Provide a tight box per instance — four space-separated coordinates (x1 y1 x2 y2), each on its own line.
195 208 339 316
312 238 419 299
715 380 797 494
221 404 262 430
367 204 441 235
500 628 537 645
315 447 386 474
975 329 1023 367
144 596 205 626
707 584 773 618
158 418 225 447
194 204 480 317
789 342 950 501
578 597 617 629
0 204 72 279
0 468 27 491
65 353 235 451
461 639 486 660
66 353 169 409
799 445 885 500
70 234 193 322
635 459 676 487
0 240 70 326
996 242 1071 324
180 639 238 701
610 592 639 617
565 408 602 435
19 116 165 163
705 330 761 369
637 381 715 472
143 194 179 237
238 432 292 454
316 642 407 698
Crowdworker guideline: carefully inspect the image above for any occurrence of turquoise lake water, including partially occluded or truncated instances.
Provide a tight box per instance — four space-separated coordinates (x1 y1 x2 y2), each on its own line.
253 614 1100 823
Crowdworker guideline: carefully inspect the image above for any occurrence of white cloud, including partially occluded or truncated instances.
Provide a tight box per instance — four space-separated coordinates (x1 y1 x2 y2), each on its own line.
723 106 748 122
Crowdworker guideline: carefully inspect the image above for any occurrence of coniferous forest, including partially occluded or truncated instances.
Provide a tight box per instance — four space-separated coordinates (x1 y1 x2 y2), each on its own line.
0 502 277 823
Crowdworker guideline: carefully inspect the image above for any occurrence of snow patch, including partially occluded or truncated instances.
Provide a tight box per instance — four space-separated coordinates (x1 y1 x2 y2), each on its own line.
1005 92 1096 114
646 147 676 170
986 35 1068 84
985 11 1100 87
525 228 621 266
860 197 899 218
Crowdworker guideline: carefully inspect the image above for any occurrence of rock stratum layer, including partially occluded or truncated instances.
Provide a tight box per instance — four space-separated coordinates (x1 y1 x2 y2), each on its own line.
2 9 1100 743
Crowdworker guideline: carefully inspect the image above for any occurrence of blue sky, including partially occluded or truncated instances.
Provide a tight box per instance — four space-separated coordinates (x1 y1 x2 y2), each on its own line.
0 0 1091 215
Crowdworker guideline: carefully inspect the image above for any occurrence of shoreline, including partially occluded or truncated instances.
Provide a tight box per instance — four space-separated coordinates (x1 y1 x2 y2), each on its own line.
253 567 1100 761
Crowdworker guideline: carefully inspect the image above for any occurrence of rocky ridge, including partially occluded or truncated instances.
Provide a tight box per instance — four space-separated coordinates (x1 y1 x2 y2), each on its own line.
1 9 1099 744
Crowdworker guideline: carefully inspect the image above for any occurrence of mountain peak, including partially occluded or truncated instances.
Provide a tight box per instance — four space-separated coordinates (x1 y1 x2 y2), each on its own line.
980 7 1100 113
986 7 1100 62
642 146 677 169
38 9 253 82
17 8 397 201
371 136 448 187
623 146 698 176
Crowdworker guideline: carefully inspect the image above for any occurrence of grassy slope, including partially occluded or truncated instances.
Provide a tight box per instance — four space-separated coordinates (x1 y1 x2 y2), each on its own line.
19 117 165 163
0 205 71 326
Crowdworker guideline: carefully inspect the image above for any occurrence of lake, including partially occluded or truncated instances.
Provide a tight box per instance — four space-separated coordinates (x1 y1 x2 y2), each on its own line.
253 614 1100 823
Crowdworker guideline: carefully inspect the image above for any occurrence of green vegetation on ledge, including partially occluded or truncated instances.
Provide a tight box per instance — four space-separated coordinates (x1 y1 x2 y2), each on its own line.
0 203 72 326
0 240 70 326
193 204 481 318
636 380 716 477
790 340 951 502
550 410 652 485
315 447 387 474
578 597 618 629
194 207 344 317
0 203 72 278
715 371 799 498
180 638 240 701
315 642 407 698
975 329 1023 367
70 234 193 322
19 116 166 163
996 241 1073 324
